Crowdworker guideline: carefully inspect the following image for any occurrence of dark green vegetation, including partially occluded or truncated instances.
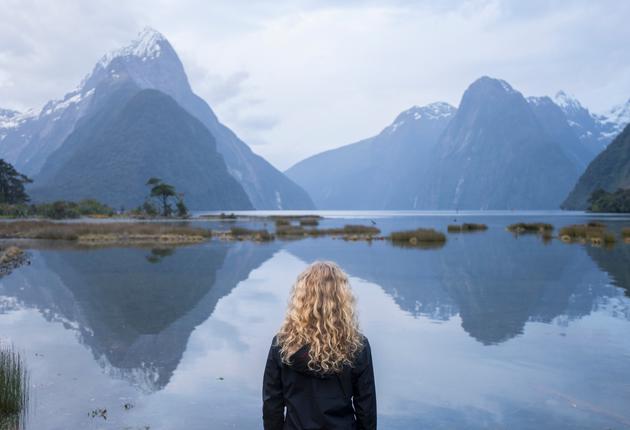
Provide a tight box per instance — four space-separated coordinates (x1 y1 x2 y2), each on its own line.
0 221 211 244
587 188 630 213
0 199 115 219
0 159 32 205
507 222 554 234
559 222 617 246
389 228 447 248
0 344 29 427
141 177 188 218
563 123 630 209
29 88 253 211
447 223 488 233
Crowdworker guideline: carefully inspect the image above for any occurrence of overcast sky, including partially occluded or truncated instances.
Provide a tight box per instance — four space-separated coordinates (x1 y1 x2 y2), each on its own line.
1 0 629 170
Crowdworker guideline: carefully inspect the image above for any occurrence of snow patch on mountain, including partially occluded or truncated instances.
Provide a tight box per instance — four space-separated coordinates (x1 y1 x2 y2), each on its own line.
97 27 165 70
387 102 456 134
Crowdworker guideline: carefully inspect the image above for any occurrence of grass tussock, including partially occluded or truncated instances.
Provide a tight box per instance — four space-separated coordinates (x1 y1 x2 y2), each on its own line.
0 344 29 424
623 227 630 240
274 218 292 227
0 221 212 244
447 223 488 233
507 222 554 234
389 228 446 248
228 227 274 242
299 217 319 227
559 223 616 247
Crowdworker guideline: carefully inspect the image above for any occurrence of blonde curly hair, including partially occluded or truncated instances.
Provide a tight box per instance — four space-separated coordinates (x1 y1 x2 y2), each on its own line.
276 261 363 373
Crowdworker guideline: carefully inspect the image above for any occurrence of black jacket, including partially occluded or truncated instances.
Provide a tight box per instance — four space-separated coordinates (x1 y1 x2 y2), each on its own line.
262 336 376 430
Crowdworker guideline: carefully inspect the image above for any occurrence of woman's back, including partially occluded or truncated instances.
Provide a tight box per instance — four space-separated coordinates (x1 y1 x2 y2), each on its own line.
262 261 377 430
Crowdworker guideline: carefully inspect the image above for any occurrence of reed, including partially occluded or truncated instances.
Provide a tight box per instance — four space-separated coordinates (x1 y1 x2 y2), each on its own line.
506 222 554 234
299 217 319 227
0 344 29 426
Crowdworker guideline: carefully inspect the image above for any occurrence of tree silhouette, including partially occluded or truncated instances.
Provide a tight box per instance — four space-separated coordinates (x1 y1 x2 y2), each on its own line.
0 159 32 204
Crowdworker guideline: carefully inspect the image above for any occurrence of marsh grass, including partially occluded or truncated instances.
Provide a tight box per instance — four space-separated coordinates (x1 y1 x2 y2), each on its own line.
229 227 274 242
447 223 488 233
506 222 554 234
623 227 630 241
0 221 211 243
299 217 319 227
275 224 380 239
0 344 29 427
559 223 616 247
274 218 291 227
389 228 446 248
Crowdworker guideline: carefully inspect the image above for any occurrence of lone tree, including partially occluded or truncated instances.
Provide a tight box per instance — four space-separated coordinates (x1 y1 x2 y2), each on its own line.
0 159 32 204
146 177 177 217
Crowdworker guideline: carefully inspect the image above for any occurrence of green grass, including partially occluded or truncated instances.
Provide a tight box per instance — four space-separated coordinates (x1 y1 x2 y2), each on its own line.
0 344 29 425
447 223 488 233
559 223 616 246
389 228 446 248
506 222 554 234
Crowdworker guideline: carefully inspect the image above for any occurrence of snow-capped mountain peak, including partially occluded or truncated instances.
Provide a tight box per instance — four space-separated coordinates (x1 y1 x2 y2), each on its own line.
98 27 166 69
603 98 630 132
554 90 583 112
387 102 456 134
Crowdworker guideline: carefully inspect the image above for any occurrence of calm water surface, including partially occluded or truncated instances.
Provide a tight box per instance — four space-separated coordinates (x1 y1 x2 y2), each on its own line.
1 211 630 430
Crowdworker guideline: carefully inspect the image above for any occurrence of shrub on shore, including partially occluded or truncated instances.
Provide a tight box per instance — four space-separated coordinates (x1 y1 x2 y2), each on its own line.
507 222 554 234
389 228 446 248
0 199 115 220
0 344 29 426
447 223 488 233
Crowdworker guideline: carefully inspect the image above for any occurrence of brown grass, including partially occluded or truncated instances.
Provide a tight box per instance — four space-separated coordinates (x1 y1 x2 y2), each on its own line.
447 223 488 233
389 228 446 248
559 223 616 247
228 227 274 242
0 221 212 243
506 222 554 235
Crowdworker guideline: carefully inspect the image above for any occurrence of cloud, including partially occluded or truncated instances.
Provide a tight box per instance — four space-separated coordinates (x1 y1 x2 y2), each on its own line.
0 0 629 169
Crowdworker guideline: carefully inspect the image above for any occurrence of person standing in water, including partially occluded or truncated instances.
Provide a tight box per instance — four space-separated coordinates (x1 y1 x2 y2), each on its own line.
262 261 377 430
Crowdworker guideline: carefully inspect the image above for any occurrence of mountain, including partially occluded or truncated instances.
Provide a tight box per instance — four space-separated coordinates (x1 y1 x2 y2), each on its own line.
285 102 456 209
0 28 313 209
29 87 253 210
526 96 593 170
424 77 582 209
562 123 630 209
288 77 592 209
553 91 619 154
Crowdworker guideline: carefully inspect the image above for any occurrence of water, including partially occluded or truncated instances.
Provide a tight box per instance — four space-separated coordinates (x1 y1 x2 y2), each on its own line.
1 211 630 430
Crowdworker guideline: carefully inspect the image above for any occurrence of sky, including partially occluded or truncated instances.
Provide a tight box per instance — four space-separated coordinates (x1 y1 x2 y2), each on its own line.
1 0 630 170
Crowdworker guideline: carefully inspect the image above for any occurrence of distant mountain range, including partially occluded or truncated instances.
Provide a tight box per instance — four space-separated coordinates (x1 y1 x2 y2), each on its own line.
287 77 629 209
0 28 314 210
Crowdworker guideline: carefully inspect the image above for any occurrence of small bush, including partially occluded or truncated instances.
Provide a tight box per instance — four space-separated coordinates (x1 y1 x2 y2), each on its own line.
448 223 487 233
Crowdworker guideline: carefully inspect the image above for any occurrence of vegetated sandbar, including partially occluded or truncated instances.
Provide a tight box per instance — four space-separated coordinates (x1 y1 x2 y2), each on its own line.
0 221 211 245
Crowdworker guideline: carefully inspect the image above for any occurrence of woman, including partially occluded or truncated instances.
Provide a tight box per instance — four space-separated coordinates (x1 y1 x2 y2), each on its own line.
263 261 377 430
